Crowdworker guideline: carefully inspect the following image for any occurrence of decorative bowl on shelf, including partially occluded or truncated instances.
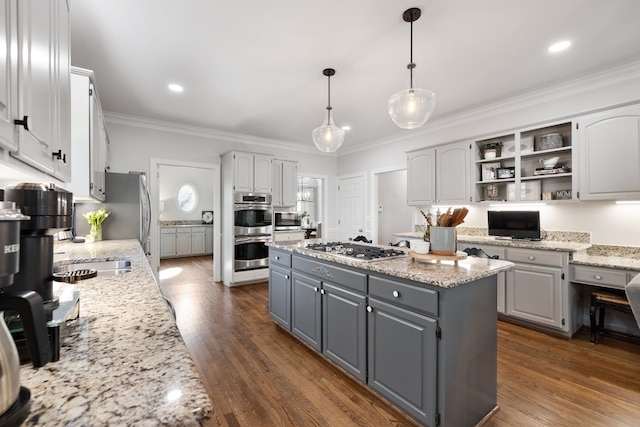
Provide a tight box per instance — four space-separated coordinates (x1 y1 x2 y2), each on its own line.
539 156 560 168
536 133 563 151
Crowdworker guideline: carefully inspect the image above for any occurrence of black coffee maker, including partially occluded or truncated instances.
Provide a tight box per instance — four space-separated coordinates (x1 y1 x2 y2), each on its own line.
0 201 51 426
3 183 73 303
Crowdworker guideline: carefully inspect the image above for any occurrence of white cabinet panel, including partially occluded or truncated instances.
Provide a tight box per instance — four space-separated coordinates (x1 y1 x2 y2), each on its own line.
407 141 470 206
0 0 18 151
577 103 640 200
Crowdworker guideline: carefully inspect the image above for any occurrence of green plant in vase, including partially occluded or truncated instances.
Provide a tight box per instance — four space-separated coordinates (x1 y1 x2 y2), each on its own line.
83 206 110 241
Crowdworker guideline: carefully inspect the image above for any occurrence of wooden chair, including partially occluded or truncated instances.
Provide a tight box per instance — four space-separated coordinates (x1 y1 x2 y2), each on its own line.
590 290 633 343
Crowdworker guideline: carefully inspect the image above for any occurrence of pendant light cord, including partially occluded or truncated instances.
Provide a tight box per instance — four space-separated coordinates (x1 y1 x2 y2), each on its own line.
409 17 414 89
326 74 332 121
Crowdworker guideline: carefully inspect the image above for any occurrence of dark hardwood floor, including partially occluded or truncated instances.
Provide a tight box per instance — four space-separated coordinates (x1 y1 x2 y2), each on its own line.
159 256 640 426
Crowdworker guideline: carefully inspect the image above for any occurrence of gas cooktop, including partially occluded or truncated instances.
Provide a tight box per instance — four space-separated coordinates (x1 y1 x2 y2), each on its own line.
305 242 407 262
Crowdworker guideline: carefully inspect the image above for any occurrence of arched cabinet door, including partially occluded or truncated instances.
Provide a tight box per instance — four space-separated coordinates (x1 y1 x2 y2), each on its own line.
577 103 640 200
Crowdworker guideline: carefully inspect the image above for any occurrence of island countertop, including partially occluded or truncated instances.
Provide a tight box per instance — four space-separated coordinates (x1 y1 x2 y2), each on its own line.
19 239 212 426
267 240 513 288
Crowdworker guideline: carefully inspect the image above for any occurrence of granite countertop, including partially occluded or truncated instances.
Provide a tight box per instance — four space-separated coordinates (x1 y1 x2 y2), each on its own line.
19 240 212 426
571 245 640 271
393 231 591 252
394 229 640 271
160 221 212 227
267 240 513 289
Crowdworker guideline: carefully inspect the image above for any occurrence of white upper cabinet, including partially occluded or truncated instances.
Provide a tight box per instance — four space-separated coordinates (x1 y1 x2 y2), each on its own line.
0 0 18 151
232 152 273 193
436 141 470 205
407 141 470 206
2 0 70 181
407 148 435 205
577 103 640 201
273 159 298 207
68 67 109 201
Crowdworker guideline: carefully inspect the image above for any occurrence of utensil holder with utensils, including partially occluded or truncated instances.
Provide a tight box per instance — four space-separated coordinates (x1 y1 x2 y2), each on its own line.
430 226 457 255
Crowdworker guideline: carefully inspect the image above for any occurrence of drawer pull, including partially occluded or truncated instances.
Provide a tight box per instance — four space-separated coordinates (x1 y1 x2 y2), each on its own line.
285 275 289 279
320 289 325 295
528 256 535 260
366 306 372 313
314 287 319 292
594 275 602 280
275 256 280 260
392 290 400 298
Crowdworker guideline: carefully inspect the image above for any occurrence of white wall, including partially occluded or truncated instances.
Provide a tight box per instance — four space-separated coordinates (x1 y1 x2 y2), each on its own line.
337 62 640 246
377 170 413 245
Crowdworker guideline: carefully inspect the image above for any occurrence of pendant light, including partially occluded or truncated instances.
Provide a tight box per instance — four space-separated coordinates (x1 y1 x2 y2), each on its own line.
388 7 436 129
312 68 345 153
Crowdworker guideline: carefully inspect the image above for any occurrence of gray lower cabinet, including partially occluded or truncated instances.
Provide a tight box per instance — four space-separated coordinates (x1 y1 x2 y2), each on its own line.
291 271 322 351
268 249 293 329
291 255 368 382
269 265 291 329
322 282 367 381
367 296 437 424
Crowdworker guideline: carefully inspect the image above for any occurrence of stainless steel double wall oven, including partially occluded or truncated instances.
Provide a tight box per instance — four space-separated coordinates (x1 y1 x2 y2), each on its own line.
233 192 272 272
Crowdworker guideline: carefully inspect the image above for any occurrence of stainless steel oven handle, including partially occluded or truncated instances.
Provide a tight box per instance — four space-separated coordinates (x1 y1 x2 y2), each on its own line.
234 236 272 244
234 204 271 211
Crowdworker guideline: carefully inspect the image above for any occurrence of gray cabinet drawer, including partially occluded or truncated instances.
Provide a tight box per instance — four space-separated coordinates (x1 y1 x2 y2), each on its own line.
270 249 292 268
191 226 206 233
292 256 366 293
369 275 438 317
507 248 564 267
177 227 191 233
571 265 628 289
161 227 176 234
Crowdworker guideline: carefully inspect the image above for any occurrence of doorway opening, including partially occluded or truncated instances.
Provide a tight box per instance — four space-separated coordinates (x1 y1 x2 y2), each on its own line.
149 158 220 283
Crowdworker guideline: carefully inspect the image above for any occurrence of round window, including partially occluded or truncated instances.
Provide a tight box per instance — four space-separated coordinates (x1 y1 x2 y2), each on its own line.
176 182 199 213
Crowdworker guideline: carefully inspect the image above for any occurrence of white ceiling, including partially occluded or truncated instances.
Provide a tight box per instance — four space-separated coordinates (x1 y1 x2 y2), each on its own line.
69 0 640 152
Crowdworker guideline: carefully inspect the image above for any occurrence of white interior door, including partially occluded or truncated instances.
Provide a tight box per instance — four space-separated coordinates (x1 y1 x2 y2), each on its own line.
338 175 364 241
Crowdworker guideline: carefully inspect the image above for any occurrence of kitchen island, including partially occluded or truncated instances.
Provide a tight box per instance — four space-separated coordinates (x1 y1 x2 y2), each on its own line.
19 240 212 426
267 240 513 427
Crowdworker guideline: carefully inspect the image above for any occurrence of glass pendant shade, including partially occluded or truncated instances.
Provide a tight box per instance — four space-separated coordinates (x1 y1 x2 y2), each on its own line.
312 113 345 153
388 87 436 129
388 7 436 130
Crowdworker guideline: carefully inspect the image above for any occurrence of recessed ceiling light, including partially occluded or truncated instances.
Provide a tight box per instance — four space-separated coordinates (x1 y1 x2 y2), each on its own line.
548 40 571 53
168 83 184 93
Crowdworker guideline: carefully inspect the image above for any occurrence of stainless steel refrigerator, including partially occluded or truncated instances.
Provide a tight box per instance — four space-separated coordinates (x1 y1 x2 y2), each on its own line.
101 171 151 255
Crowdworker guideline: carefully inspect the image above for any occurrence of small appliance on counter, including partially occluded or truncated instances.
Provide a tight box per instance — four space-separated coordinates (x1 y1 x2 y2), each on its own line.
2 183 79 363
0 201 52 426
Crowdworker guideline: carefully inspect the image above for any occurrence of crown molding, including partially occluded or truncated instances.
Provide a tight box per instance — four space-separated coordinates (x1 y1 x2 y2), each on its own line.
103 112 327 155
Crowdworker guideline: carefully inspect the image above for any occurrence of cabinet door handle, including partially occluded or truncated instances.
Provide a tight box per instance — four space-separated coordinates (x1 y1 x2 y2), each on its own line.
285 275 289 279
594 275 602 280
275 256 280 260
366 306 373 313
392 290 400 298
528 256 535 260
313 287 319 292
14 115 31 130
320 289 325 295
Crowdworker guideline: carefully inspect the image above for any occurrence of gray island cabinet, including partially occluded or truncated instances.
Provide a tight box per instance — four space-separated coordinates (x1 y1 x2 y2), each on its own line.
267 241 513 426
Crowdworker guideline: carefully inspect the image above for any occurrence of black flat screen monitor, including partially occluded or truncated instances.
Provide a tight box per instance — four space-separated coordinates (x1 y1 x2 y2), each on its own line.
487 210 541 240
